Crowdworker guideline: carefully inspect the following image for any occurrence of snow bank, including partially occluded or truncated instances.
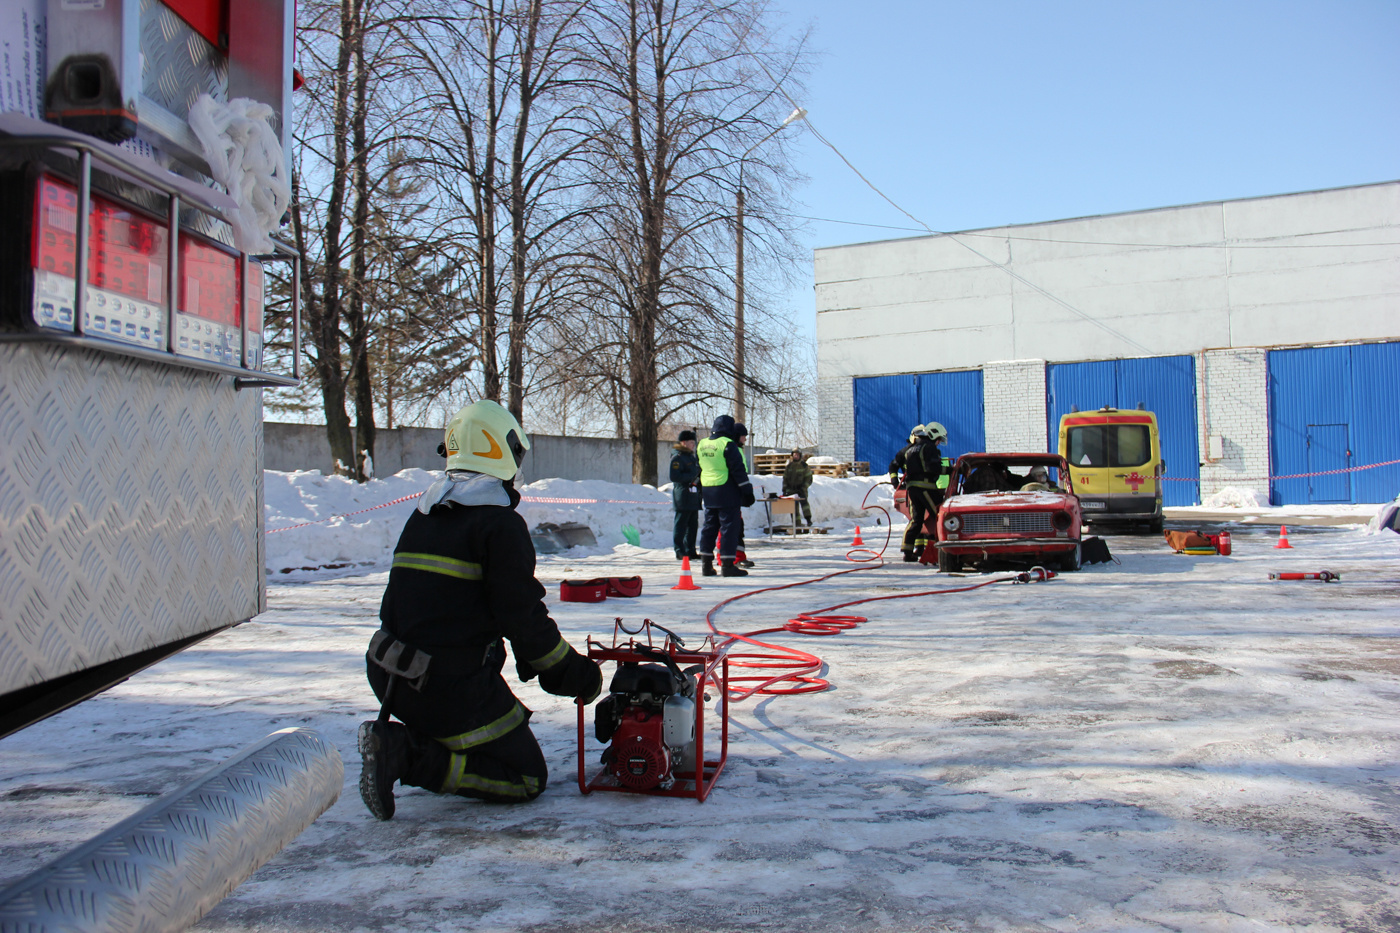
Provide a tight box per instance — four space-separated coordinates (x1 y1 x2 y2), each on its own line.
1203 486 1264 509
264 469 894 574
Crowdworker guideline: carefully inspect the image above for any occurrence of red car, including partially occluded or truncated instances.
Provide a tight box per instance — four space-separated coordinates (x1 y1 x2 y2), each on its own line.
899 453 1083 572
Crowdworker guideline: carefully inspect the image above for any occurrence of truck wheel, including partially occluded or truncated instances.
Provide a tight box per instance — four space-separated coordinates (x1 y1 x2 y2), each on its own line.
937 549 959 573
1059 543 1082 572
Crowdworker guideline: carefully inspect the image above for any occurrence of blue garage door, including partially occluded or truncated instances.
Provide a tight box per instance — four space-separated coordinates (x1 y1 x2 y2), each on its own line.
1046 355 1201 506
1268 342 1400 504
854 370 985 472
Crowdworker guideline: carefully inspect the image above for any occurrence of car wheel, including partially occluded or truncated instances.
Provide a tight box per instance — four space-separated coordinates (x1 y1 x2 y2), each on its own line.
937 549 959 573
1059 543 1082 572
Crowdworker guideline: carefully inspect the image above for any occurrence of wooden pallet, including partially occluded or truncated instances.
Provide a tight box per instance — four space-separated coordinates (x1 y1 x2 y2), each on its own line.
751 453 789 475
763 525 831 536
754 457 869 479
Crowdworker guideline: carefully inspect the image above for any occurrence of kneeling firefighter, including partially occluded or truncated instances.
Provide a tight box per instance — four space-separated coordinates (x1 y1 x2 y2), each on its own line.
359 400 603 819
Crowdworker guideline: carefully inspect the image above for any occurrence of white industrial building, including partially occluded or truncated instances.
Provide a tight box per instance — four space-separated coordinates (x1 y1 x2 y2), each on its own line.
814 180 1400 505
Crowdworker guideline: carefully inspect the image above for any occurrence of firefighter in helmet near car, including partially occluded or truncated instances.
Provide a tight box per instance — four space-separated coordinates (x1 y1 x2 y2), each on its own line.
888 422 948 562
358 400 602 819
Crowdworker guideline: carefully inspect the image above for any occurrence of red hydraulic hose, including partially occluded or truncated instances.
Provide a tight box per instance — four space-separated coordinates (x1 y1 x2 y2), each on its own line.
704 561 1056 702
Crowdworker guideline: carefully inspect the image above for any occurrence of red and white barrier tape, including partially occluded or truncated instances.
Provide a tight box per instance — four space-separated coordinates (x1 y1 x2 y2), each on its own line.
265 493 422 533
519 496 664 505
1159 457 1400 483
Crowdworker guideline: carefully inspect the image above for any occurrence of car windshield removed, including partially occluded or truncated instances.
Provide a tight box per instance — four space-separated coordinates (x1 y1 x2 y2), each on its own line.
1068 425 1150 468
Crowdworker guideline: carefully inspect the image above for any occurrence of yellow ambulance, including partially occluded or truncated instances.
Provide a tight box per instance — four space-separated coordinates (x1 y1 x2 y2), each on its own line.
1057 408 1165 532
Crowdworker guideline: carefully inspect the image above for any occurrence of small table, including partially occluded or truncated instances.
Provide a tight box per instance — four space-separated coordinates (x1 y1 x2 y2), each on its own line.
762 496 801 535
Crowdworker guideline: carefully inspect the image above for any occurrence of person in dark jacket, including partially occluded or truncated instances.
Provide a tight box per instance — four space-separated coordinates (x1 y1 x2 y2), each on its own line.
782 449 814 526
888 424 945 562
358 400 603 820
696 414 754 577
730 422 754 567
669 429 701 559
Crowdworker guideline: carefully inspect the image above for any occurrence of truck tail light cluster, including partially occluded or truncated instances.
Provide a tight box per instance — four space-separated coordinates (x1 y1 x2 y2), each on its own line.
29 173 264 369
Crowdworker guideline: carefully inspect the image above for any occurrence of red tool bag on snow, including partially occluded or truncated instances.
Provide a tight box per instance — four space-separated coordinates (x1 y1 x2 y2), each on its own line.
1164 530 1215 553
605 576 643 598
560 579 609 602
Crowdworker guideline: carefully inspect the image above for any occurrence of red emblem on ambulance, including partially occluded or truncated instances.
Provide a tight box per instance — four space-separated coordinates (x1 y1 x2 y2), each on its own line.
1125 472 1146 492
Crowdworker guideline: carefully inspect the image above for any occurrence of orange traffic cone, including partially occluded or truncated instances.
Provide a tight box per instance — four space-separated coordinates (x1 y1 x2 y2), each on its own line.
1274 525 1293 549
852 525 864 547
671 556 701 590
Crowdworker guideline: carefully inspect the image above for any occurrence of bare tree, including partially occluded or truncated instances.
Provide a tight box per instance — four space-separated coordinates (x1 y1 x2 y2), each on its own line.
285 0 426 478
568 0 807 482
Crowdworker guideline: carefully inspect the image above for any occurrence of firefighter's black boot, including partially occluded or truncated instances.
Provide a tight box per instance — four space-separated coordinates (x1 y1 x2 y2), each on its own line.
902 551 918 563
702 556 717 577
721 559 748 577
359 720 412 820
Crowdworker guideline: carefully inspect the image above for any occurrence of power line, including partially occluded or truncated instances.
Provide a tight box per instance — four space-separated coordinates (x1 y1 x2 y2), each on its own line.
796 214 927 233
728 29 1155 358
801 214 1400 248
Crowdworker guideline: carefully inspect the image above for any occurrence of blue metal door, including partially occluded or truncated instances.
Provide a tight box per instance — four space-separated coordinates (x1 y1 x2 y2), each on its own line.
1269 342 1400 504
1348 342 1400 503
854 370 986 472
854 374 918 472
1306 424 1351 502
917 370 985 463
1046 355 1200 505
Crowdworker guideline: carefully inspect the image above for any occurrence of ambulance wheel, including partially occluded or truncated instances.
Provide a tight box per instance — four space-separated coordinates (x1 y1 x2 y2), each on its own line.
937 549 959 573
1059 543 1082 572
1147 517 1164 534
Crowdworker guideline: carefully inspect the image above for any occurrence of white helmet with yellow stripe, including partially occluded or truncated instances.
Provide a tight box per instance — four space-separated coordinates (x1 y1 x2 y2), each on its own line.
443 400 530 480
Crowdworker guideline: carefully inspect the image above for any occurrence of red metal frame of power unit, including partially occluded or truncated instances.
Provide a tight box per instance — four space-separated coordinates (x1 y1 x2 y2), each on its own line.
577 623 729 802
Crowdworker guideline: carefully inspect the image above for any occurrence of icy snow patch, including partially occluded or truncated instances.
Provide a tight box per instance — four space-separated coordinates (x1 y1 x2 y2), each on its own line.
1203 486 1264 509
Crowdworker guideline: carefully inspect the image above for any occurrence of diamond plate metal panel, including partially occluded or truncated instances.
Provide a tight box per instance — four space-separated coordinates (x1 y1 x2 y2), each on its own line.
0 342 263 696
0 728 342 932
140 0 228 121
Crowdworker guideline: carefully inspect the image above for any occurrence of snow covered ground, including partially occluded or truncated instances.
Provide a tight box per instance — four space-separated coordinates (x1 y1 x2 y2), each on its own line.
2 472 1398 932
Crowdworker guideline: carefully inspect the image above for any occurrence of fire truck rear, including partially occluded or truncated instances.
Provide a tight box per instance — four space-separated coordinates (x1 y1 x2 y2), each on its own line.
0 3 339 929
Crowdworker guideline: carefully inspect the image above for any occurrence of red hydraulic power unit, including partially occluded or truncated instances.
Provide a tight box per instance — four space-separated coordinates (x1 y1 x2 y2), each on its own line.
578 619 728 802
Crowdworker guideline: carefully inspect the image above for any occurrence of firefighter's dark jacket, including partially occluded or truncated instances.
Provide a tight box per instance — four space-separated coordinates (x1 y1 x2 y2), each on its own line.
889 439 944 490
698 414 752 509
669 445 702 511
371 474 590 742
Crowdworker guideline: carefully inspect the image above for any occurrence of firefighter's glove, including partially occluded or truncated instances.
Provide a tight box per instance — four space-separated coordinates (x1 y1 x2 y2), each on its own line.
538 650 604 704
740 487 756 508
515 657 539 683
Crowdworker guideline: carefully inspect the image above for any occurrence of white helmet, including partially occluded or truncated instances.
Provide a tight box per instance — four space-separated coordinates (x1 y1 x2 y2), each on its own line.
924 422 948 444
909 424 929 442
443 400 530 481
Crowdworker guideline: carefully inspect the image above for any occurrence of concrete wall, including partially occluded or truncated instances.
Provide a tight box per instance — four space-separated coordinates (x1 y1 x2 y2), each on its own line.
1196 348 1270 502
815 375 856 461
814 181 1400 470
815 181 1399 381
263 422 679 486
983 359 1047 452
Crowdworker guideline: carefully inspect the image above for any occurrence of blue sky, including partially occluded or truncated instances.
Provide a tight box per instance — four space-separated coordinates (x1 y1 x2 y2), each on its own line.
767 0 1400 334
